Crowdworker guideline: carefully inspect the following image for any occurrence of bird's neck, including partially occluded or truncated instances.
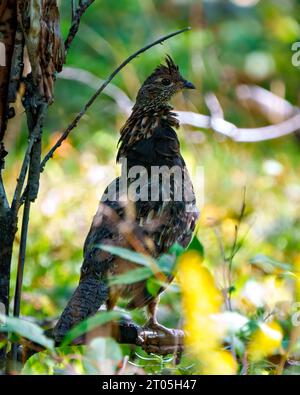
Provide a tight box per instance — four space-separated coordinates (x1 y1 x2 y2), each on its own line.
117 103 179 162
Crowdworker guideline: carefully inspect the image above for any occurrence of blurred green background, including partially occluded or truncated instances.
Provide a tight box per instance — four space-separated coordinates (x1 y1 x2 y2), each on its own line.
3 0 300 366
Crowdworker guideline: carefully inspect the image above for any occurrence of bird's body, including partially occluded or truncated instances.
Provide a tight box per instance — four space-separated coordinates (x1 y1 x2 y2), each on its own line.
54 56 199 341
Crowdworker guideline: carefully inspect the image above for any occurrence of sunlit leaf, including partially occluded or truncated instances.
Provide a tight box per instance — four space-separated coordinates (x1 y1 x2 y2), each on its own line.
83 337 122 375
98 244 152 266
22 346 84 375
109 267 153 285
0 314 54 350
100 244 178 277
247 321 283 361
61 310 121 346
250 254 291 273
187 235 204 257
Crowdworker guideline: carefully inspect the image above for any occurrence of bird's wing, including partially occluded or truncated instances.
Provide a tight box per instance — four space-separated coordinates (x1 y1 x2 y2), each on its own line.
125 167 198 309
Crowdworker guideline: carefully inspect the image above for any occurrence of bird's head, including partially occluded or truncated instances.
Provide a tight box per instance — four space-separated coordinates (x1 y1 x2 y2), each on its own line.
135 55 195 110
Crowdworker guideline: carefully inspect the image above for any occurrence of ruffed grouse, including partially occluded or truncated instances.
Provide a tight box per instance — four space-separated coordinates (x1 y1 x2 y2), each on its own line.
54 56 199 342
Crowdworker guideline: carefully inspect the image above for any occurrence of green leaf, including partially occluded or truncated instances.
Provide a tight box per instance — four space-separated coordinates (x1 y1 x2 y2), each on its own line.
157 253 176 273
98 244 152 266
22 350 54 375
83 337 122 374
146 277 162 297
61 310 121 347
22 346 84 375
100 244 178 279
168 243 185 257
109 266 153 285
249 254 291 273
0 314 54 350
187 235 204 256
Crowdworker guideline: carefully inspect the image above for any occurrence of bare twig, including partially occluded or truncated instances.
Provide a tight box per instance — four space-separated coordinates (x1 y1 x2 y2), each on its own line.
213 187 246 312
0 146 9 209
71 0 76 20
213 227 231 310
65 0 96 52
40 27 191 172
11 196 31 363
10 97 47 365
11 103 47 215
13 198 31 320
226 187 246 310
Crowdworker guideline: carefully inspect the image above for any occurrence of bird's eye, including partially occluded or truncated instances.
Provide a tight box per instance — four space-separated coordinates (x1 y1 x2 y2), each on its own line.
162 78 171 86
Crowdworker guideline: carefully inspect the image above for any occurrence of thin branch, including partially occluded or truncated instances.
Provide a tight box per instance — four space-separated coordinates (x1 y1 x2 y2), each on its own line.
11 196 31 362
13 197 31 319
228 187 246 262
65 0 96 53
226 187 246 310
0 143 9 209
11 103 47 215
40 27 191 173
71 0 76 20
212 187 246 312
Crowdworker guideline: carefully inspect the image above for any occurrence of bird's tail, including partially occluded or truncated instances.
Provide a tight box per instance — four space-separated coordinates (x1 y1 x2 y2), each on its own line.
53 263 108 343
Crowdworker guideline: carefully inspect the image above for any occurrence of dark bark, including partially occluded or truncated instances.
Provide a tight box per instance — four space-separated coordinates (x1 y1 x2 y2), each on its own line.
0 0 17 141
0 209 15 312
0 208 17 369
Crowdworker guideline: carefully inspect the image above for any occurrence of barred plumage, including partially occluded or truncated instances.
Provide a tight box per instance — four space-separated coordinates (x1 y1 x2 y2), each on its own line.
54 56 198 340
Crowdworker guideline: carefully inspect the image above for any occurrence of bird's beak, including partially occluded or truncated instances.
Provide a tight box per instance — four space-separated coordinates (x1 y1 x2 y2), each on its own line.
183 80 196 89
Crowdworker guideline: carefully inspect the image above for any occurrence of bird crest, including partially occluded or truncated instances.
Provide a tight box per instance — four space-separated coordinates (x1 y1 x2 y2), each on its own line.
144 55 180 83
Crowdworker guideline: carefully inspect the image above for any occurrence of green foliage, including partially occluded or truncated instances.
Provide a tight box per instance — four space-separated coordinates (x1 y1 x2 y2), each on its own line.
61 310 121 346
5 0 300 376
250 254 292 273
22 338 122 375
0 314 54 350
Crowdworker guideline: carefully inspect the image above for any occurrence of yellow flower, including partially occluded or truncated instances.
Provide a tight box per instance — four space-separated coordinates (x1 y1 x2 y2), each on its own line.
203 351 238 375
247 321 283 361
178 251 237 374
